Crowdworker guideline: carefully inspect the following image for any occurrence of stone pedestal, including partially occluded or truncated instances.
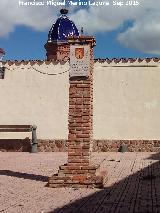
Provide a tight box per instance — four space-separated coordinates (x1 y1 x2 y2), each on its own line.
48 36 106 188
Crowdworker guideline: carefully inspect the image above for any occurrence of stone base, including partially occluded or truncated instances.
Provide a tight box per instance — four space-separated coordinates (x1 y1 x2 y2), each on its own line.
37 139 160 152
48 164 107 188
2 139 160 152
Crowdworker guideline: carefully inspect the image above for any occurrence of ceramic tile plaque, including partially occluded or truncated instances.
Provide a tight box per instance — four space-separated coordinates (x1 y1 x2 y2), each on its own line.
69 45 90 77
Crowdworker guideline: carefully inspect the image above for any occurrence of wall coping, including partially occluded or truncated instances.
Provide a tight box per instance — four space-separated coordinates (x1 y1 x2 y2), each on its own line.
1 58 160 67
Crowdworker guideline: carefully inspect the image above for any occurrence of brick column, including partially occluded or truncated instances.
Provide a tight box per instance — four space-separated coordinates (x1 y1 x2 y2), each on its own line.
48 36 106 188
44 42 70 61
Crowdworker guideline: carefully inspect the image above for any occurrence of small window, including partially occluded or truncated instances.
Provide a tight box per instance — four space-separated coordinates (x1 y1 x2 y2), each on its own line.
0 67 5 79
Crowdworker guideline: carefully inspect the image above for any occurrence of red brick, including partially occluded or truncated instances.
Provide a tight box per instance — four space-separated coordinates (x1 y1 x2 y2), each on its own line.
68 147 82 152
68 134 76 140
74 113 82 117
69 130 76 134
75 131 83 135
68 152 82 156
70 94 83 98
70 84 76 88
82 145 90 149
75 104 83 109
69 101 76 106
77 84 90 88
68 145 82 149
81 165 97 170
83 101 90 105
69 123 82 127
68 159 82 163
83 106 91 110
81 159 90 163
76 118 83 123
69 88 77 94
82 152 90 156
77 134 90 138
82 130 91 134
73 170 88 174
72 175 87 182
75 127 84 131
83 97 91 101
83 123 91 127
82 127 91 130
83 139 91 142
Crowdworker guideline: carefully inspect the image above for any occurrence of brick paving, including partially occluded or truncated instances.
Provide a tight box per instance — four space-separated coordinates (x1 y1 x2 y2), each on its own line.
0 152 160 213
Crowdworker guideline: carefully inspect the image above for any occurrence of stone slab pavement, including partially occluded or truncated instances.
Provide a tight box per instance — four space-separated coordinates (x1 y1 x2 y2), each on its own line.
0 152 160 213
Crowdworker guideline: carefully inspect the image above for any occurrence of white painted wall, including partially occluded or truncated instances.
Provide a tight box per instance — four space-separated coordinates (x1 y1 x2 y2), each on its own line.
0 62 69 139
1 60 160 140
93 61 160 140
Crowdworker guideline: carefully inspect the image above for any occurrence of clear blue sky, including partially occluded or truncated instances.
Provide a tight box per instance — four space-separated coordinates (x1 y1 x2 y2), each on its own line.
0 25 156 60
0 1 160 60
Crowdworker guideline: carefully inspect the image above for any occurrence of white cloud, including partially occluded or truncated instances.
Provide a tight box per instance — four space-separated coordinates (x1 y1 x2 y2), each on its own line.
0 0 58 37
0 0 160 55
118 11 160 55
70 0 160 55
71 3 141 33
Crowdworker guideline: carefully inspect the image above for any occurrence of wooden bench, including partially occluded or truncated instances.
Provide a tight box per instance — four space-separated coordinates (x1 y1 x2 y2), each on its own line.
0 125 38 153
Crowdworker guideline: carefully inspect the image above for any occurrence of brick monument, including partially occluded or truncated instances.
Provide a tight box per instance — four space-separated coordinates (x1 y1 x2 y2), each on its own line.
48 36 106 188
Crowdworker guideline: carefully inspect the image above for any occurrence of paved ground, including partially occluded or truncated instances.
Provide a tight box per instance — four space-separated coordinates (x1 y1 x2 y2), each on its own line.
0 152 160 213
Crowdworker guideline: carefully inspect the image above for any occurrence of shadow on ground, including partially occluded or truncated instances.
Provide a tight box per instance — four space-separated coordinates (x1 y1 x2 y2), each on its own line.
0 170 48 182
48 152 160 213
0 138 31 152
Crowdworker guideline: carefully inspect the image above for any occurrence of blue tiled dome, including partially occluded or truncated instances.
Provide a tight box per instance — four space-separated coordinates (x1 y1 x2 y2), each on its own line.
48 9 79 42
